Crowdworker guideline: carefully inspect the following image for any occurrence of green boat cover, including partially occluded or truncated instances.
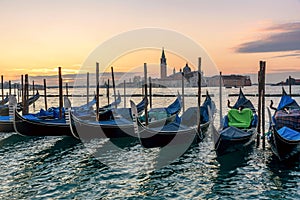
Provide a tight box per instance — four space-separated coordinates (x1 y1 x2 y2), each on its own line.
228 108 253 128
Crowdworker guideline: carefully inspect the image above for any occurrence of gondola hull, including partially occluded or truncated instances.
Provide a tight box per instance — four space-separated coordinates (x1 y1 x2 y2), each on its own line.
69 112 176 140
0 120 14 132
268 126 300 161
213 127 256 156
138 121 210 148
70 113 135 140
13 109 72 136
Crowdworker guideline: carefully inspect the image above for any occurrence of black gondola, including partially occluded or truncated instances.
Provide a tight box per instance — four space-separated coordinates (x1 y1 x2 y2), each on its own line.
13 109 73 136
69 95 182 140
131 91 215 148
11 95 97 136
213 88 258 156
267 88 300 161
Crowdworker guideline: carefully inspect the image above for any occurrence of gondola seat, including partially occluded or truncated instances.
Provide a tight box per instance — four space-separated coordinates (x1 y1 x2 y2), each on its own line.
228 108 253 128
274 109 300 131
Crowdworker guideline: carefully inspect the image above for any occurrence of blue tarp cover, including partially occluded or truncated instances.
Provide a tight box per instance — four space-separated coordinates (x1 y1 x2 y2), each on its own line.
233 89 255 112
220 126 253 140
277 126 300 141
0 116 10 121
277 94 299 111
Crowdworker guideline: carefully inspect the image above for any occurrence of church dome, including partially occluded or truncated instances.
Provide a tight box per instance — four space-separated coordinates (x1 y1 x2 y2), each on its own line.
183 63 191 73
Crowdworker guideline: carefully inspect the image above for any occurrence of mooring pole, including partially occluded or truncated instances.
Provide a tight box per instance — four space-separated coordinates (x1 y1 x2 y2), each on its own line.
149 77 152 109
1 75 4 101
144 63 149 126
219 72 223 126
197 57 202 132
58 67 63 119
262 61 266 149
198 58 202 109
111 66 117 109
257 61 263 148
96 62 100 121
181 72 185 112
107 79 110 105
21 75 24 105
32 80 35 111
23 74 29 115
8 80 11 96
43 79 48 110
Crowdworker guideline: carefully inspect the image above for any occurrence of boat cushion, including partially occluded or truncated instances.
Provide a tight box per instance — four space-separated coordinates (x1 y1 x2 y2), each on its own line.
277 126 300 141
274 109 300 131
139 109 168 122
228 108 253 128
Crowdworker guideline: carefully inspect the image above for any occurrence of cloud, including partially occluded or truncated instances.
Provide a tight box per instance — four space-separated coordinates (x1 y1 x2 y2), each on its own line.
236 22 300 54
267 52 300 59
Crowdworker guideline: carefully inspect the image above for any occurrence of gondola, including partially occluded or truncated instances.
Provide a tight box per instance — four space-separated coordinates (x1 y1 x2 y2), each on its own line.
0 92 40 133
213 88 258 156
267 88 300 161
11 95 97 136
69 95 182 140
131 91 215 148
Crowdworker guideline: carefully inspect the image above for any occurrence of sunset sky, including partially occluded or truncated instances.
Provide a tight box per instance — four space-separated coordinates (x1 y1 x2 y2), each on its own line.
0 0 300 83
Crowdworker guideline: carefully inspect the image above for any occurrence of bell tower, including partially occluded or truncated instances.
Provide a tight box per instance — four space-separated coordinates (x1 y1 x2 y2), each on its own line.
160 48 167 79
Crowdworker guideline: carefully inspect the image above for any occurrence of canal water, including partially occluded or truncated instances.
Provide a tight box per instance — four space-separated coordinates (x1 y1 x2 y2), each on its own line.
0 85 299 199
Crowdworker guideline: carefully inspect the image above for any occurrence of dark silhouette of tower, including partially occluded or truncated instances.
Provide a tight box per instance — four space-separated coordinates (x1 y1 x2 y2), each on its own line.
160 48 167 79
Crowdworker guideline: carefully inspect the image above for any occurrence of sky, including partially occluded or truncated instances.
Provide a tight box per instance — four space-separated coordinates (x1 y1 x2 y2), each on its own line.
0 0 300 84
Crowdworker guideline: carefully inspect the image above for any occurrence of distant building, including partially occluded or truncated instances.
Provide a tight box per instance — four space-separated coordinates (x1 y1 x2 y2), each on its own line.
160 48 167 79
208 74 252 87
273 77 300 86
153 48 206 87
119 48 252 88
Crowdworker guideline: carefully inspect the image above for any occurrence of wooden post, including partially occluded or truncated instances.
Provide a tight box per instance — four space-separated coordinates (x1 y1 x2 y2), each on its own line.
181 72 185 112
149 77 152 109
21 75 24 104
107 79 110 105
58 67 63 119
43 79 48 110
32 80 35 111
111 66 117 108
219 72 222 125
1 75 3 101
262 61 266 149
198 58 202 109
87 72 89 104
144 63 149 126
289 75 292 96
197 57 202 129
123 80 126 108
23 74 29 115
257 61 263 148
96 62 100 121
8 80 11 96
